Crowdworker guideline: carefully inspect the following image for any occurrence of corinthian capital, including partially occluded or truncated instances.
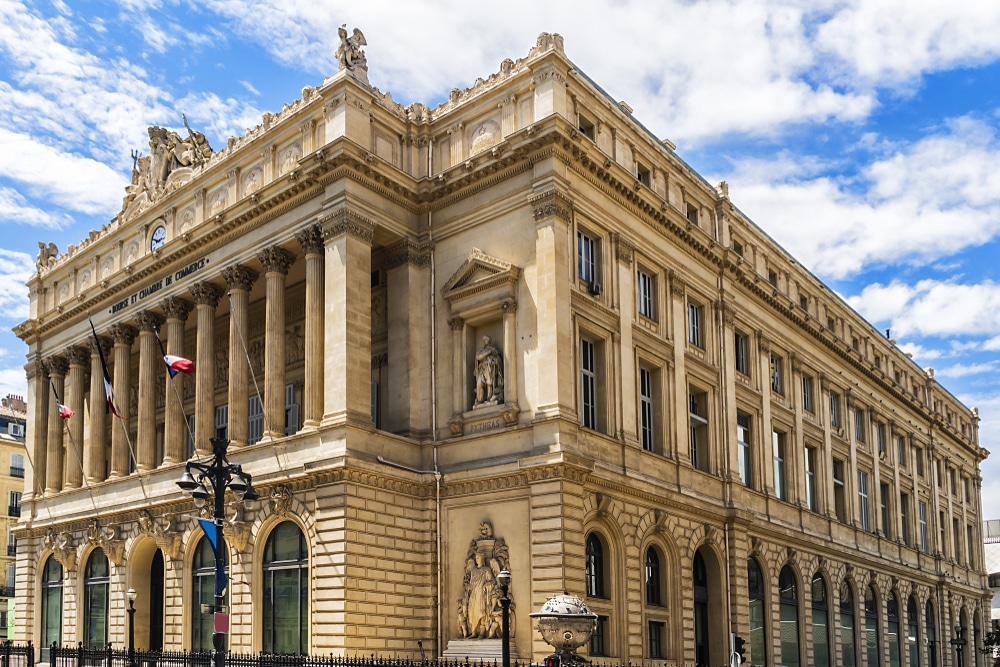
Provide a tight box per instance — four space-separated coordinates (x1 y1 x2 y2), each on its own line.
257 247 296 275
221 264 259 292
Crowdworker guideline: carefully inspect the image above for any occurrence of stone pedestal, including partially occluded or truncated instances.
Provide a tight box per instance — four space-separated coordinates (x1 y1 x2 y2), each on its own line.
442 639 520 661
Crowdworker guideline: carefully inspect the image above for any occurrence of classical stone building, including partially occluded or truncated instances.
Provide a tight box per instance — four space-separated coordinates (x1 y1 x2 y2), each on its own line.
14 31 991 666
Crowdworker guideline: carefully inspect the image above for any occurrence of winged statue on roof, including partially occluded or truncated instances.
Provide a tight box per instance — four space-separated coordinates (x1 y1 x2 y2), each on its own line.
336 25 367 70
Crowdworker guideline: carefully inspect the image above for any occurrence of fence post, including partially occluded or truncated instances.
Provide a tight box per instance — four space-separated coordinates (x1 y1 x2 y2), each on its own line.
27 640 33 667
106 642 112 667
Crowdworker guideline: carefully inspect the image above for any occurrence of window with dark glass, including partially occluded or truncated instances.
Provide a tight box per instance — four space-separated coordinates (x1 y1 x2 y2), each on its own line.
773 430 787 501
695 551 711 667
41 557 62 650
858 471 871 532
639 367 655 453
779 566 800 667
735 332 749 376
648 620 664 658
737 412 753 488
888 594 901 667
811 573 830 667
637 269 655 319
865 585 880 667
589 615 607 656
577 231 598 284
747 558 766 667
925 601 937 667
83 549 109 648
688 303 705 348
880 483 892 539
192 535 228 651
840 581 857 667
805 446 817 511
906 597 919 667
645 547 661 606
802 375 814 413
689 389 709 472
833 459 846 523
581 338 597 430
262 521 309 655
770 354 784 394
830 392 841 428
585 534 606 599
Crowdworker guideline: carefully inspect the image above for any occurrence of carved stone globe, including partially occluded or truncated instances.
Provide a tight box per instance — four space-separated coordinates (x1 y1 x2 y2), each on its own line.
529 593 598 664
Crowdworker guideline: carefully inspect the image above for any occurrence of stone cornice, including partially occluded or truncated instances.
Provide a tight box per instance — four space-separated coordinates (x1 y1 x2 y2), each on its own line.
383 238 432 270
320 207 376 245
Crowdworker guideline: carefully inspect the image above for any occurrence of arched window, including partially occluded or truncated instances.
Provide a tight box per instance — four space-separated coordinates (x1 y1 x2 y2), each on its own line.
83 549 109 648
865 585 880 667
645 547 662 606
585 534 606 598
192 535 228 651
887 593 901 667
906 596 919 667
262 522 308 655
840 581 857 667
41 557 63 648
811 573 830 667
925 601 937 667
747 558 766 667
779 566 801 667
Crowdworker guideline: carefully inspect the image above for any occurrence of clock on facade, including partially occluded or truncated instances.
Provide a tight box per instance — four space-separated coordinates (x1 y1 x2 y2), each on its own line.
150 225 166 251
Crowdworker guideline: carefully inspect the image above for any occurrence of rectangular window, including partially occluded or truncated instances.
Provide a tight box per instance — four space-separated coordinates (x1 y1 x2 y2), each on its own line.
578 115 596 140
952 517 961 562
833 459 846 523
737 413 753 488
247 395 263 445
770 354 784 394
939 511 947 557
648 620 664 659
689 389 709 472
949 468 957 496
915 446 924 477
854 409 866 444
637 161 651 187
639 368 655 453
590 615 608 656
637 269 655 319
7 492 20 518
214 405 228 440
802 375 814 413
966 525 975 568
581 338 598 430
830 392 841 428
876 422 886 455
897 436 907 467
858 471 871 532
9 454 23 479
900 493 910 546
577 231 599 285
688 303 704 348
734 331 749 375
805 446 817 511
918 501 928 552
285 383 299 435
773 430 787 501
880 483 891 539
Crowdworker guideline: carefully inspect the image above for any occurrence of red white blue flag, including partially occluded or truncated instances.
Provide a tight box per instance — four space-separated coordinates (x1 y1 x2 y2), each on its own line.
51 381 74 419
163 354 195 377
89 317 124 419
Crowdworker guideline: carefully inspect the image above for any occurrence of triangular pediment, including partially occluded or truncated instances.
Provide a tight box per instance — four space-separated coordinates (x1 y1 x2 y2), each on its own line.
442 248 519 307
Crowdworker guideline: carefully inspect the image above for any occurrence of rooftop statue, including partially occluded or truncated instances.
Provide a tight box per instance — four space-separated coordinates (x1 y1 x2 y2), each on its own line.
122 115 214 214
336 25 367 70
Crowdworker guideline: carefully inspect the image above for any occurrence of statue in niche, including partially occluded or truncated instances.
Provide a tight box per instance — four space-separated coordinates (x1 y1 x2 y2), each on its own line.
457 522 514 640
474 336 503 407
335 25 367 70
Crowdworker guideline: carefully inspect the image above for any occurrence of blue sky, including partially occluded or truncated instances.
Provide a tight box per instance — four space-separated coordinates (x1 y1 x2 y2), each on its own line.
2 0 999 517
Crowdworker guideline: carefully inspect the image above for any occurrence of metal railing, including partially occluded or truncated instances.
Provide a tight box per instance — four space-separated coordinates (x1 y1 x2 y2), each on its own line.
6 507 18 518
6 545 14 557
0 642 32 667
8 468 23 479
0 587 13 598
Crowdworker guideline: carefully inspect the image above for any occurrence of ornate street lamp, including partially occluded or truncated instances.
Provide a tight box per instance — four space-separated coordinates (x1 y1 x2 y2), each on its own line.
952 623 966 667
177 438 260 667
127 588 137 667
497 569 512 667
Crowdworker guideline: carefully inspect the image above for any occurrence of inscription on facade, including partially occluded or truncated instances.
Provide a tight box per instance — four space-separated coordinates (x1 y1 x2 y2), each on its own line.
109 258 210 314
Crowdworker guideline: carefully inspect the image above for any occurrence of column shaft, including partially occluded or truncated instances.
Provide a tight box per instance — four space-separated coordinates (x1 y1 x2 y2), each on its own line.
87 338 110 482
223 265 259 448
190 282 223 457
295 225 324 428
135 311 164 470
162 297 192 463
109 324 137 477
258 247 295 440
25 359 48 499
44 356 68 493
64 347 88 489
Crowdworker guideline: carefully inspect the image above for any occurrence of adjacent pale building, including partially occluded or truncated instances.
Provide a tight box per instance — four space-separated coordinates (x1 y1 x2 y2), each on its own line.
14 31 991 667
0 395 27 639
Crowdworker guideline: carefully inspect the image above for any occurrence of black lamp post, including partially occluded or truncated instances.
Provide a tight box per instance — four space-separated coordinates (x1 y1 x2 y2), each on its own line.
126 588 136 667
497 569 512 667
177 438 259 667
952 623 966 667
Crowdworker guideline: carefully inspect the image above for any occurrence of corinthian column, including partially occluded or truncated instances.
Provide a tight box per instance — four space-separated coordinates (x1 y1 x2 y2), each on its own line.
258 246 295 440
87 336 111 482
222 264 259 448
161 296 192 463
189 281 224 457
135 311 164 471
25 358 48 499
109 323 137 478
295 224 324 428
64 347 89 489
44 355 68 493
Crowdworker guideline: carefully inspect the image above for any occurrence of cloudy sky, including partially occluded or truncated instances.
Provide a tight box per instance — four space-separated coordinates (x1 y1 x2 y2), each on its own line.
1 0 999 517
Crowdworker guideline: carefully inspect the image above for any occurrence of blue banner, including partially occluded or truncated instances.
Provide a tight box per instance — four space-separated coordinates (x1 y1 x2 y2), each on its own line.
198 518 228 597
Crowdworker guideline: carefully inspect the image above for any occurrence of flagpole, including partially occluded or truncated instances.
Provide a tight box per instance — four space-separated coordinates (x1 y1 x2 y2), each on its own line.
226 292 277 445
154 328 203 463
49 380 100 515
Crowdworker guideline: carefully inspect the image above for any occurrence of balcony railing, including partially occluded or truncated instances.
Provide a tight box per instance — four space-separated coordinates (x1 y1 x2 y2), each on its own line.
6 544 15 556
0 586 13 597
9 467 23 479
7 506 19 518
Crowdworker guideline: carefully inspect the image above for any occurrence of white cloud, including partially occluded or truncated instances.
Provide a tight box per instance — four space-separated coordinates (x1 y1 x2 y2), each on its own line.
0 248 34 321
0 187 71 227
847 279 1000 338
934 361 1000 379
0 366 27 402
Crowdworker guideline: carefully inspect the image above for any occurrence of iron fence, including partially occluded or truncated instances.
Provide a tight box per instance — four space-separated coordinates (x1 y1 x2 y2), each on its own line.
0 641 33 667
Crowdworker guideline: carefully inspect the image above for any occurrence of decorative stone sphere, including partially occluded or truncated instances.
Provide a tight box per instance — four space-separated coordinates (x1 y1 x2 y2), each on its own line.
530 594 598 663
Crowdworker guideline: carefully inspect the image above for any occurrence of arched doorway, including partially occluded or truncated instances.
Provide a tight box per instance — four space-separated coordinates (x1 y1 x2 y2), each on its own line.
693 545 725 667
128 540 165 649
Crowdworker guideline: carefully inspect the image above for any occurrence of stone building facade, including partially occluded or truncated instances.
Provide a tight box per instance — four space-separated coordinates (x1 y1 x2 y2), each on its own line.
13 31 991 666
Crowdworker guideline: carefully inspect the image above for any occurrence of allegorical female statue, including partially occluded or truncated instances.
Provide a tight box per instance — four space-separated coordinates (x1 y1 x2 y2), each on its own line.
457 522 515 639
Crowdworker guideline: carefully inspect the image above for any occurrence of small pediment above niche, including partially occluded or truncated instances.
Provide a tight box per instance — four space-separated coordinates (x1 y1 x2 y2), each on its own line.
442 248 519 316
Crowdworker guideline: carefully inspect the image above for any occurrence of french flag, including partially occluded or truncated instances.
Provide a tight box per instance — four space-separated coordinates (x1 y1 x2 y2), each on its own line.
57 402 74 419
89 317 124 419
163 354 195 378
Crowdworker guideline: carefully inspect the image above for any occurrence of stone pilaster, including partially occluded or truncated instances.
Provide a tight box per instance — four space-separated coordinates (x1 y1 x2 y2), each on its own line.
257 246 295 439
135 310 164 470
87 336 111 482
161 297 192 463
25 358 48 499
222 265 259 448
44 355 68 493
64 346 89 489
190 282 224 457
295 225 324 428
109 323 137 478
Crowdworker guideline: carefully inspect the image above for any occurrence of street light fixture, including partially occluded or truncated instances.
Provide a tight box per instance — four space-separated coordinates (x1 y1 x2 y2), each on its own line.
952 623 966 667
497 569 512 667
176 437 260 667
127 588 137 667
